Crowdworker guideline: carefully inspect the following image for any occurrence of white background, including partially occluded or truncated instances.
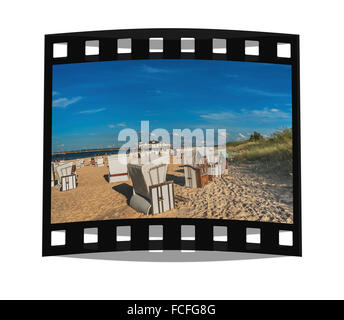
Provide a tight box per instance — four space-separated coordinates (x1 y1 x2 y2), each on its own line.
0 0 343 300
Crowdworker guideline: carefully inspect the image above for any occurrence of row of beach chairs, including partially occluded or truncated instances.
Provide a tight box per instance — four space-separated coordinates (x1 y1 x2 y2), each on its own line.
51 156 105 190
51 149 228 215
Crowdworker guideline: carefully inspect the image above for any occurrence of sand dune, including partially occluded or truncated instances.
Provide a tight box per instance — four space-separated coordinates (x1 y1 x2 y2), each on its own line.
51 158 293 224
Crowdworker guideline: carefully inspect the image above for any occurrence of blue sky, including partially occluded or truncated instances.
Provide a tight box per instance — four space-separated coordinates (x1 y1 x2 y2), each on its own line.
52 59 292 152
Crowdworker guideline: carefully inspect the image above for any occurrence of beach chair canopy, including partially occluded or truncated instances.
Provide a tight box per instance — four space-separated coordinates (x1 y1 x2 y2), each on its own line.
55 162 74 182
127 163 167 199
108 154 127 171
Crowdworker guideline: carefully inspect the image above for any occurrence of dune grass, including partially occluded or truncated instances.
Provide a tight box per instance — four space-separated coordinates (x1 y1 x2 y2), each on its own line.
227 129 293 169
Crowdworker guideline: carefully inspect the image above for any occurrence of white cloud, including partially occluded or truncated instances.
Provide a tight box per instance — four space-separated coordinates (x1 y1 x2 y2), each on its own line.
251 108 290 119
200 111 237 120
218 131 229 137
238 133 246 138
79 108 106 114
108 123 126 128
201 107 291 122
53 96 82 108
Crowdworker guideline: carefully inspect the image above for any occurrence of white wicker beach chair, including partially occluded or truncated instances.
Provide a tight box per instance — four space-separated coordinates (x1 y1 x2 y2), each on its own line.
184 164 211 188
76 159 84 168
127 163 174 215
107 154 129 183
207 155 219 177
207 152 228 177
184 165 198 187
204 147 216 163
96 157 104 167
55 162 77 191
183 149 212 187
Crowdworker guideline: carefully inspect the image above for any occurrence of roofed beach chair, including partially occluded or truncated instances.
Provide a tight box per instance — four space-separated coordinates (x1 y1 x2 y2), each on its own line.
207 152 228 177
55 162 78 191
184 164 211 188
76 159 84 169
183 149 212 188
107 154 129 183
207 154 219 177
96 157 104 167
127 163 175 215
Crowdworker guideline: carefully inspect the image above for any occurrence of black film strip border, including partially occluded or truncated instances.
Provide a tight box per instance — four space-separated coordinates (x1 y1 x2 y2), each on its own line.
43 29 301 257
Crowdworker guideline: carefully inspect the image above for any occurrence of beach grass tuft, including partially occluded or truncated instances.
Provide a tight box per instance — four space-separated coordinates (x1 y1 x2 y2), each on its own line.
227 129 293 170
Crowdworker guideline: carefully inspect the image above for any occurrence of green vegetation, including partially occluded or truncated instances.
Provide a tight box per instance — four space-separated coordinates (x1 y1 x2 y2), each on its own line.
227 129 292 169
249 131 264 142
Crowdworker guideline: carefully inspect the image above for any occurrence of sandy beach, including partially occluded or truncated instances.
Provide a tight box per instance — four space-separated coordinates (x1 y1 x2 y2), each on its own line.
51 157 293 224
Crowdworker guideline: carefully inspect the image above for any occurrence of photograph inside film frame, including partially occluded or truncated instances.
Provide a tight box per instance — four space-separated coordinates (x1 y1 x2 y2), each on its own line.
51 59 293 225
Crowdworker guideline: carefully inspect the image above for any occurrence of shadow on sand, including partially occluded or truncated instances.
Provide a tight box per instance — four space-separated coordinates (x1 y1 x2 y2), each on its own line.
166 174 185 186
112 183 133 205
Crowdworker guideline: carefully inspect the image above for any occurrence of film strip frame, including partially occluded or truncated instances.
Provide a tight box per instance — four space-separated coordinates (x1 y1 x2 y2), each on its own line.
43 29 301 257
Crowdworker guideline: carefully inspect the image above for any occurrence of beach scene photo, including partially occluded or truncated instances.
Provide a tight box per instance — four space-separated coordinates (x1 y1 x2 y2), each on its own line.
51 60 293 224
